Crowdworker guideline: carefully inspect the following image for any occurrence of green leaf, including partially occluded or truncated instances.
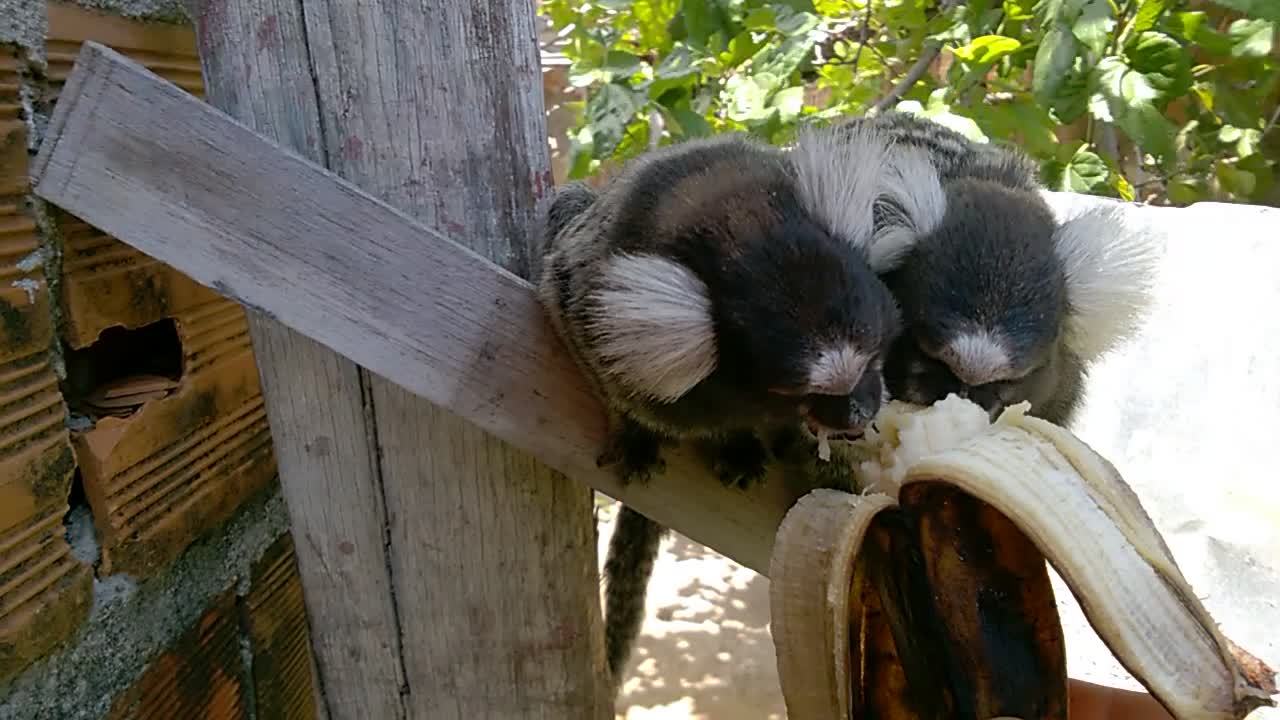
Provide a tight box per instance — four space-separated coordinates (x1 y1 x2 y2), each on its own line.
882 0 928 31
1172 12 1235 54
1208 0 1280 23
614 118 653 160
655 45 698 79
970 99 1059 156
568 126 596 179
585 83 640 155
774 7 821 35
1237 128 1263 157
1033 25 1079 101
928 19 973 45
1166 178 1204 204
682 0 734 52
749 25 820 81
1111 171 1135 201
1191 80 1215 111
725 73 776 122
907 96 990 142
1052 60 1092 122
1237 153 1276 199
1089 56 1176 160
770 86 807 121
1124 32 1192 104
1216 160 1257 196
604 50 645 79
775 0 818 12
744 7 776 29
1132 0 1169 35
724 30 766 67
663 104 713 138
1056 147 1110 194
1071 0 1116 57
1034 0 1066 27
952 35 1023 64
1004 0 1037 20
647 46 701 99
1227 19 1276 58
632 0 682 51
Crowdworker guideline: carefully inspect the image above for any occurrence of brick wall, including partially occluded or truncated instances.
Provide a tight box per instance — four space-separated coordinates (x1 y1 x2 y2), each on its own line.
0 2 588 717
0 3 321 718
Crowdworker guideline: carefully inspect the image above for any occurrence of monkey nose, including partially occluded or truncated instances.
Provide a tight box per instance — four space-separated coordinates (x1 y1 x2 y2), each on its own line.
804 396 870 437
965 386 1004 420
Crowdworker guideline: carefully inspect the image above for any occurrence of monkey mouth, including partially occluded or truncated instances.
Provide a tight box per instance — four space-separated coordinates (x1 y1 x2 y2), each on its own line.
801 416 865 442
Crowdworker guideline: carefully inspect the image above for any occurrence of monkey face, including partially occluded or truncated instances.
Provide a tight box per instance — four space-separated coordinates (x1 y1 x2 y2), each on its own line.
878 178 1076 422
792 368 886 439
883 331 1077 423
736 278 900 438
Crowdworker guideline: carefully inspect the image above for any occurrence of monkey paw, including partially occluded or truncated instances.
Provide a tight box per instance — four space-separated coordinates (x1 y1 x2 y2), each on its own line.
709 431 769 491
597 419 666 486
766 423 807 460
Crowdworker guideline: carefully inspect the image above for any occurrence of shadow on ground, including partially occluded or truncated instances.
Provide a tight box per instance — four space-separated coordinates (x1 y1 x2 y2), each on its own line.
596 501 786 720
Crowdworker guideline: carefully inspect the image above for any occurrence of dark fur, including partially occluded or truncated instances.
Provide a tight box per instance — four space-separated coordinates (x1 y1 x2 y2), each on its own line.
834 112 1087 425
537 133 902 686
601 506 665 680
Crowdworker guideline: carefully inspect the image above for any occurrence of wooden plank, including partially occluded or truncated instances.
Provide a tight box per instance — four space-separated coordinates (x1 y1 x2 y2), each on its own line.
188 4 404 718
185 1 607 717
31 40 832 578
293 3 608 717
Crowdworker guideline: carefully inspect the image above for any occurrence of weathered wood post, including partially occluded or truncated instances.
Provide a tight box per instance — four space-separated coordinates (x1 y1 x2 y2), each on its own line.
183 2 608 717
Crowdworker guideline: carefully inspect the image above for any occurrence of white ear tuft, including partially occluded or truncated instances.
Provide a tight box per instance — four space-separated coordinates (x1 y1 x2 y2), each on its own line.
807 343 871 396
1053 203 1164 362
942 329 1015 386
789 122 891 252
869 143 947 272
587 253 718 403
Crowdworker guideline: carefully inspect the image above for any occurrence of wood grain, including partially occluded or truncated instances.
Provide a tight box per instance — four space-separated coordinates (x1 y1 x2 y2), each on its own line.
31 40 836 581
188 3 404 718
183 1 608 717
296 2 608 717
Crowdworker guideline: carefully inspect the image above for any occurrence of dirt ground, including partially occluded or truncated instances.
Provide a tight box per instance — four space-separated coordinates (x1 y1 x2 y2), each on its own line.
596 499 787 720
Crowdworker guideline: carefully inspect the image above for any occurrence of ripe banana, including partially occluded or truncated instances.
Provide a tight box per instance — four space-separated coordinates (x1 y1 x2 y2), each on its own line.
769 396 1278 720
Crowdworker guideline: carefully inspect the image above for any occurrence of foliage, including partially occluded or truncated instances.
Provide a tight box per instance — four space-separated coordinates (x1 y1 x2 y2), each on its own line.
539 0 1280 205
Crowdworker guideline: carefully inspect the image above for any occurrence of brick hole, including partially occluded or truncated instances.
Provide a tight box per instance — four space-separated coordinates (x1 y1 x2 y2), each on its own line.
63 469 102 569
64 318 183 421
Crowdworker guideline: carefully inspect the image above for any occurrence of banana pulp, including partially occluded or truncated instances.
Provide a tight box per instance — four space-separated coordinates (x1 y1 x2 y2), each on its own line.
769 396 1278 720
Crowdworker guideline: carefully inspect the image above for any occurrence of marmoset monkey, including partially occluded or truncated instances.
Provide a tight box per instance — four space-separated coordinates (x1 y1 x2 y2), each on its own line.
536 129 907 683
825 112 1160 425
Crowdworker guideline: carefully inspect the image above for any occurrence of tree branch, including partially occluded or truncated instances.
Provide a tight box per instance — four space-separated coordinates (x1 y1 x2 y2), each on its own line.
870 0 964 113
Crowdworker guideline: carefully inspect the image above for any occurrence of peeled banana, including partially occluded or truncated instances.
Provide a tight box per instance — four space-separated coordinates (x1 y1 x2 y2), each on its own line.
770 396 1278 720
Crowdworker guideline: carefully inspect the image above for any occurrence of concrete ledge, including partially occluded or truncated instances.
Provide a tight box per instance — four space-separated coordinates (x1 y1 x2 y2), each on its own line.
1064 199 1280 702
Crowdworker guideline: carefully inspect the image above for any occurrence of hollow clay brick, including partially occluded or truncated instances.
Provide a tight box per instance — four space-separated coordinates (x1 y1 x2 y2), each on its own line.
0 46 94 684
56 212 230 351
44 10 279 577
107 590 250 720
46 2 208 349
72 302 277 576
242 535 321 720
44 2 203 105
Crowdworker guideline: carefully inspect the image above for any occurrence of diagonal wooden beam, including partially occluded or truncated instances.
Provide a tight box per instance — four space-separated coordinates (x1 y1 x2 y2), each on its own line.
32 40 828 575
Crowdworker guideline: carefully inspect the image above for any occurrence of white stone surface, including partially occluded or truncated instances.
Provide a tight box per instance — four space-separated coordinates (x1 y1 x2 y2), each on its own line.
607 197 1280 719
1060 198 1280 719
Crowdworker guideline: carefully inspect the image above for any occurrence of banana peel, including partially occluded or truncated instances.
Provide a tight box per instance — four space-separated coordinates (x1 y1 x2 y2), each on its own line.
769 396 1278 720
